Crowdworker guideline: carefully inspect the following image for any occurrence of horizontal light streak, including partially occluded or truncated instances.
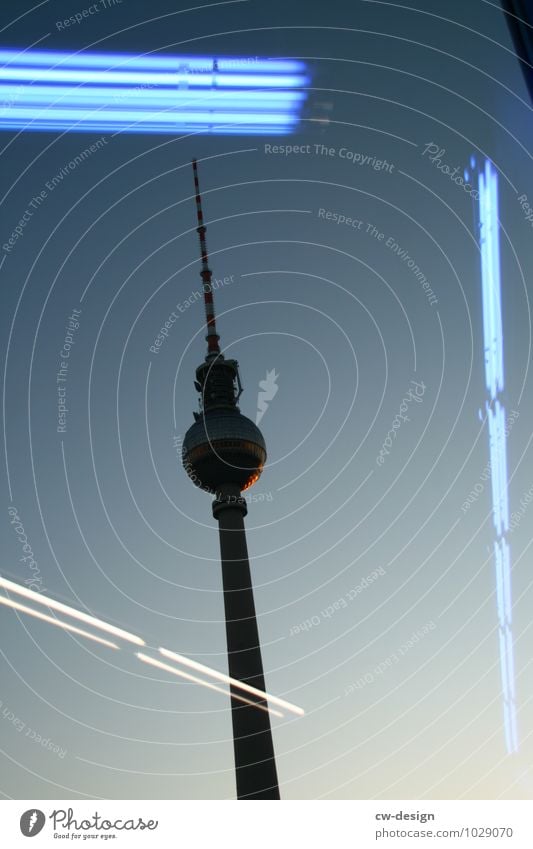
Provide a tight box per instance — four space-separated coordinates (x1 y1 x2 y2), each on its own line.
0 576 305 716
0 50 305 75
0 51 307 135
1 106 297 122
159 646 304 716
0 85 305 108
0 594 118 649
0 120 293 135
0 576 144 646
207 126 291 135
136 653 283 717
0 66 307 89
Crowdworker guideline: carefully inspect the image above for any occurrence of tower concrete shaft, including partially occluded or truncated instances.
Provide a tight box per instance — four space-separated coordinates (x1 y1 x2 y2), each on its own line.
213 484 280 800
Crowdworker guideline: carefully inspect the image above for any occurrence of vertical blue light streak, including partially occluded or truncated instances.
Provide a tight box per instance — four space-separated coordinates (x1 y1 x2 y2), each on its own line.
478 159 518 753
490 171 504 392
479 176 494 398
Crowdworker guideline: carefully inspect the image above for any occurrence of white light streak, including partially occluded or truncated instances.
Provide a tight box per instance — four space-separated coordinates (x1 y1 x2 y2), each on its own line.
0 576 305 717
0 595 118 649
0 84 305 107
0 50 307 135
0 576 144 646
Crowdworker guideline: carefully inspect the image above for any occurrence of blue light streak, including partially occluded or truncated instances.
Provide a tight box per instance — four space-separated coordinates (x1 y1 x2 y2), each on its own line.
0 66 308 88
0 119 294 135
0 84 306 108
0 48 308 134
1 107 299 124
0 49 305 74
477 158 518 753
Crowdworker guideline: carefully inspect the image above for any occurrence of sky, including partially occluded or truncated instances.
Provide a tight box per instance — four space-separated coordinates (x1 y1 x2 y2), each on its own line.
1 0 533 800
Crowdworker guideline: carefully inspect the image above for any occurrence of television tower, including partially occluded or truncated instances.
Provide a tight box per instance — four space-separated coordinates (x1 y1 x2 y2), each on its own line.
182 159 280 800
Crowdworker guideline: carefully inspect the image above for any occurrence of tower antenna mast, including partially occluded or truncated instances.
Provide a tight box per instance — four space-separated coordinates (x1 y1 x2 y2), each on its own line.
192 158 221 358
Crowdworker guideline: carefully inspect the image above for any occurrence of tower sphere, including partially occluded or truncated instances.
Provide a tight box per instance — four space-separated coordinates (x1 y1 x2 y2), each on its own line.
182 408 266 493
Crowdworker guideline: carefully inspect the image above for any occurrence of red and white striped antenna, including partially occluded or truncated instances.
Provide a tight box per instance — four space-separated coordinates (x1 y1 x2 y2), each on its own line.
192 158 221 358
